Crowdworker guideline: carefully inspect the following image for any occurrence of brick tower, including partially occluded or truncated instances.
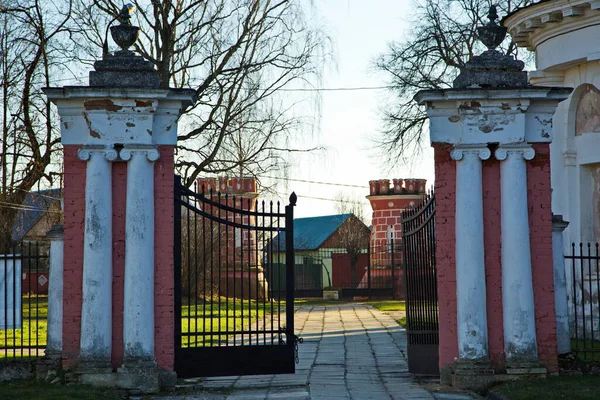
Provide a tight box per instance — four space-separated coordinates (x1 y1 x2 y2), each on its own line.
365 178 427 298
196 176 268 299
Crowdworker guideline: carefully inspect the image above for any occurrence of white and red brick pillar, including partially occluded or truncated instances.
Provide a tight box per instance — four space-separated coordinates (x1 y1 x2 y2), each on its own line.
414 9 572 387
44 22 195 392
196 176 268 299
365 178 426 299
417 90 571 385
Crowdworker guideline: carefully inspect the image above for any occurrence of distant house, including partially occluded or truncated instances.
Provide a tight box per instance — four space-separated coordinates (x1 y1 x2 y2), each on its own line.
11 188 62 244
10 188 62 295
266 213 371 296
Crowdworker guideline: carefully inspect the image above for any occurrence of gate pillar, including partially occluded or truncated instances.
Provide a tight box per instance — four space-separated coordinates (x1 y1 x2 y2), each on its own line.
44 18 195 393
414 6 572 389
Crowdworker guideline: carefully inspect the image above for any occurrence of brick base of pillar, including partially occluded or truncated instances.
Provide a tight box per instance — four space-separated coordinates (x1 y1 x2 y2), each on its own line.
35 353 62 382
442 360 549 392
69 363 175 394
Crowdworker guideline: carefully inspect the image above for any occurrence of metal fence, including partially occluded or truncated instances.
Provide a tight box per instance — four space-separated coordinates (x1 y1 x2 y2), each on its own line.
565 243 600 361
0 241 48 359
402 192 438 375
267 244 401 299
174 176 297 377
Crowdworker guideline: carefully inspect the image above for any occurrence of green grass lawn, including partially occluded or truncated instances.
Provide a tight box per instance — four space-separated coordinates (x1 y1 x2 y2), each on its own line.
365 300 406 326
1 295 283 351
0 295 47 355
366 300 406 312
181 297 284 346
0 380 126 400
0 295 408 352
492 375 600 400
571 338 600 362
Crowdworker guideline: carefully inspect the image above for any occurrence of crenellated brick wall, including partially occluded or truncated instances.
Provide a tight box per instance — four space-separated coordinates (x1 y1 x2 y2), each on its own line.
366 178 427 299
196 177 259 267
195 176 267 300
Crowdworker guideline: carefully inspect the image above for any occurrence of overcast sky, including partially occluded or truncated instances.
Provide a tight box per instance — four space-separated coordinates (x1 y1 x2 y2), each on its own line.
277 0 435 222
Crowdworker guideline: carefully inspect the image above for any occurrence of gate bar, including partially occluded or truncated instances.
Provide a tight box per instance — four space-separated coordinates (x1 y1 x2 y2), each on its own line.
285 193 297 346
174 175 183 348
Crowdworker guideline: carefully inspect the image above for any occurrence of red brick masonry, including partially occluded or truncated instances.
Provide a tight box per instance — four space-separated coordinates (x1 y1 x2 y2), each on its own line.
434 143 558 373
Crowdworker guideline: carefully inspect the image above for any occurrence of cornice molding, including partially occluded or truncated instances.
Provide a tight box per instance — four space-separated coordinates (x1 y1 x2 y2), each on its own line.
505 0 600 51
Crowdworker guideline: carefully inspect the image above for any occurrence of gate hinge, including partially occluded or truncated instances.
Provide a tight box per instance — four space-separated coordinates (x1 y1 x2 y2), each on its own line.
294 334 304 364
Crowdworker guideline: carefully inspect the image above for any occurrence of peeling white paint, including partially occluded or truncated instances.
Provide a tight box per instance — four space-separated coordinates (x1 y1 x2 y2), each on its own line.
496 145 539 362
78 146 117 361
452 145 490 360
414 90 571 145
44 88 194 147
552 218 570 354
121 146 159 362
46 229 64 355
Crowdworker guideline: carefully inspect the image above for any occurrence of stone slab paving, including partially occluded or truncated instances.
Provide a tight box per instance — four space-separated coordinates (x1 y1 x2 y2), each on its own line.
149 304 457 400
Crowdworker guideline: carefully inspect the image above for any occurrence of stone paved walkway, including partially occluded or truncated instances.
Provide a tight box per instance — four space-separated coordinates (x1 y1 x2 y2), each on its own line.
151 304 439 399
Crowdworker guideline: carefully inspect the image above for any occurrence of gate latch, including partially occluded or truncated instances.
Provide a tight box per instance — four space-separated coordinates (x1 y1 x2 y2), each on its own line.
294 334 304 364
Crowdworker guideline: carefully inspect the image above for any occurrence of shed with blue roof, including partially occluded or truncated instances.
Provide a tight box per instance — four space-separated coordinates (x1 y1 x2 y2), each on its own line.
266 213 371 296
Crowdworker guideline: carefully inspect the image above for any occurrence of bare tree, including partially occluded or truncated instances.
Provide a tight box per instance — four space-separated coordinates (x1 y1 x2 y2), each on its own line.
0 0 72 252
335 192 370 286
375 0 534 165
71 0 329 187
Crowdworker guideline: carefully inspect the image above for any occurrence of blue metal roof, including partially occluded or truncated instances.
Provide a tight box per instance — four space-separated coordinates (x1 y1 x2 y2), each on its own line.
274 213 353 251
11 189 61 242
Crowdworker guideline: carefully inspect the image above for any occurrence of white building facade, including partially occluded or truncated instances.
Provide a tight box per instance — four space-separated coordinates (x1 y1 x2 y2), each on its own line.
506 0 600 247
505 0 600 342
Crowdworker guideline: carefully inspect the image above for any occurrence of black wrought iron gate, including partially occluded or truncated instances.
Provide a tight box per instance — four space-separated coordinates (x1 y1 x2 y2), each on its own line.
174 175 298 378
401 193 439 375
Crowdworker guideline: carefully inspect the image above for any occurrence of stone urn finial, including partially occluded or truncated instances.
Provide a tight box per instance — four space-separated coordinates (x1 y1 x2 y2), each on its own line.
476 5 507 51
110 3 139 53
90 2 160 87
452 4 527 88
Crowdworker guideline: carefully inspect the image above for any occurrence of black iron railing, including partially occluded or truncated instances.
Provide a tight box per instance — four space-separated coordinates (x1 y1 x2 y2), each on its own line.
0 242 48 360
565 243 600 361
402 192 439 375
174 175 297 377
265 244 399 299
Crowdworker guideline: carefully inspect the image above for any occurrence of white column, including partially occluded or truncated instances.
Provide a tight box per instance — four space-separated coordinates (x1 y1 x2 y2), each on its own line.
563 150 577 328
78 146 117 365
120 146 159 364
495 145 538 363
46 225 64 357
451 145 490 361
552 215 570 354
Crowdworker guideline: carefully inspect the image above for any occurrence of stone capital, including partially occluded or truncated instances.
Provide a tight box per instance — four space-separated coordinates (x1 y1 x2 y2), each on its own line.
120 145 160 162
78 146 118 162
46 224 64 240
495 145 535 161
552 214 570 232
450 145 491 161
